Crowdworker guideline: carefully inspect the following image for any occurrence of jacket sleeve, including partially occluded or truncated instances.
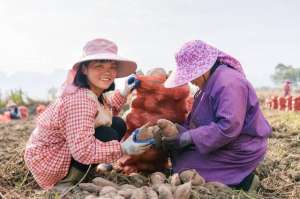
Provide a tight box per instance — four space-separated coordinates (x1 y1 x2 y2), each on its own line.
188 83 248 154
64 95 122 164
105 90 127 115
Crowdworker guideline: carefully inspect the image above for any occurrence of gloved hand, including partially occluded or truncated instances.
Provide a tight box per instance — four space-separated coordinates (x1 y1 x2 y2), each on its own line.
161 131 193 152
156 119 193 152
120 74 141 97
132 122 159 144
121 132 151 155
132 126 156 145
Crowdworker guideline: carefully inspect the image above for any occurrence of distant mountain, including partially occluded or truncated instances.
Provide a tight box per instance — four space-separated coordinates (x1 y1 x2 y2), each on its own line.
0 69 68 100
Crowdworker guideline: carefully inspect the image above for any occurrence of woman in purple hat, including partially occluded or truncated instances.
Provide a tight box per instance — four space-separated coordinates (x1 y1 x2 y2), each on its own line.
157 40 272 192
24 38 151 190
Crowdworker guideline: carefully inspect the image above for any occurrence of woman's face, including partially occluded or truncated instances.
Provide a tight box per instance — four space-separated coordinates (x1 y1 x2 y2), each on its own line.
84 60 117 95
191 71 210 89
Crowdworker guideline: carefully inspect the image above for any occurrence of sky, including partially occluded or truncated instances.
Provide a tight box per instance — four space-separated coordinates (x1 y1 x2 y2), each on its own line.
0 0 299 91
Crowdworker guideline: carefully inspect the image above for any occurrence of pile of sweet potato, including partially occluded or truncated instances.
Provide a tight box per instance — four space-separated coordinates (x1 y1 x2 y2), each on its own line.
80 169 229 199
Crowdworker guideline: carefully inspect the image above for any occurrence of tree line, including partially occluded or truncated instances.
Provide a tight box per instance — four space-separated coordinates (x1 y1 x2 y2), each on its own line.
271 63 300 86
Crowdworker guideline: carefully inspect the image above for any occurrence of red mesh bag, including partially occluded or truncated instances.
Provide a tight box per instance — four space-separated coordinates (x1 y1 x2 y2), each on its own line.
285 96 292 111
271 96 278 110
118 75 190 174
125 75 190 135
0 112 11 123
278 96 286 111
19 106 29 119
265 97 272 109
292 96 300 111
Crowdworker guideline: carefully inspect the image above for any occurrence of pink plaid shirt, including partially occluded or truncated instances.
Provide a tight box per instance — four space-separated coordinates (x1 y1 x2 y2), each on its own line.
24 86 126 189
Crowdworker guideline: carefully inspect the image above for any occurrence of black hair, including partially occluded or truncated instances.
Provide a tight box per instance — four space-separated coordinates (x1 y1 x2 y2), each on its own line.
210 58 238 75
73 60 115 104
210 59 221 75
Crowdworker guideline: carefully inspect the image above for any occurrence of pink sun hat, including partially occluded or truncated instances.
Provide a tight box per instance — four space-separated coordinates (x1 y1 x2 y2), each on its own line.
164 40 244 88
59 38 137 96
72 38 137 78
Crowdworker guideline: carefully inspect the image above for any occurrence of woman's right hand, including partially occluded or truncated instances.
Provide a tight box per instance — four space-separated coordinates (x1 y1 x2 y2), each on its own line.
120 74 141 97
121 131 151 155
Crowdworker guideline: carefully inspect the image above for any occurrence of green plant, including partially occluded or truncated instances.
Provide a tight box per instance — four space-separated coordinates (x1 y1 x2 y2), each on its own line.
7 89 27 106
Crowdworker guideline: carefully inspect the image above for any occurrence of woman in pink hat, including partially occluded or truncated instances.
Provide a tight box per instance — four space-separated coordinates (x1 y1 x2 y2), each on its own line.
24 38 151 190
156 40 272 192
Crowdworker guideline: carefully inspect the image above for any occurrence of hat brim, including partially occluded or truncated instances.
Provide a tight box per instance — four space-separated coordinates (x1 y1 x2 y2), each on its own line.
72 53 137 78
164 61 215 88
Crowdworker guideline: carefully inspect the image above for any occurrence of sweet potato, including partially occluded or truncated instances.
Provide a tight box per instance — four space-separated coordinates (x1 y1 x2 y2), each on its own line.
142 186 159 199
129 173 148 187
79 183 102 193
92 177 120 189
84 194 98 199
130 188 146 199
113 195 126 199
150 172 167 185
174 182 192 199
117 189 133 199
120 184 137 190
179 169 205 186
99 186 118 197
169 173 181 186
153 184 173 199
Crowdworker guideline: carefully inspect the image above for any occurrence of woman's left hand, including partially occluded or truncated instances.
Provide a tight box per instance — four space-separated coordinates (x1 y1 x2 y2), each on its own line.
161 132 193 152
120 74 141 96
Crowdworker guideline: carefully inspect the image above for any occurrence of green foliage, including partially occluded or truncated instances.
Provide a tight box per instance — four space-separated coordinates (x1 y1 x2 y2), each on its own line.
271 63 300 86
0 89 52 114
0 89 28 111
7 89 27 106
0 90 6 109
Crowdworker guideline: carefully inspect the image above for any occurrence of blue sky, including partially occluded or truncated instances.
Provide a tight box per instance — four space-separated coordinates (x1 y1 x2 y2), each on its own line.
0 0 299 89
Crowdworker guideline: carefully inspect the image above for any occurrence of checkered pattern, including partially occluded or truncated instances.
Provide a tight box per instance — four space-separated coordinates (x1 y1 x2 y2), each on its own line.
24 88 126 190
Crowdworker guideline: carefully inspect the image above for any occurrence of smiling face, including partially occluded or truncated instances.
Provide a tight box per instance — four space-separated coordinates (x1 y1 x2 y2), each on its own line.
83 60 118 96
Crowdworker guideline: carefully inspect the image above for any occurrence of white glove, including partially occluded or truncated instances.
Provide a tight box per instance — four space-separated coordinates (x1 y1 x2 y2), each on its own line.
120 74 141 97
121 133 151 155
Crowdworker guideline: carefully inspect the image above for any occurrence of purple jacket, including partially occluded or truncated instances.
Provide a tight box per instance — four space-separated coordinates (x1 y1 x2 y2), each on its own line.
172 65 272 185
